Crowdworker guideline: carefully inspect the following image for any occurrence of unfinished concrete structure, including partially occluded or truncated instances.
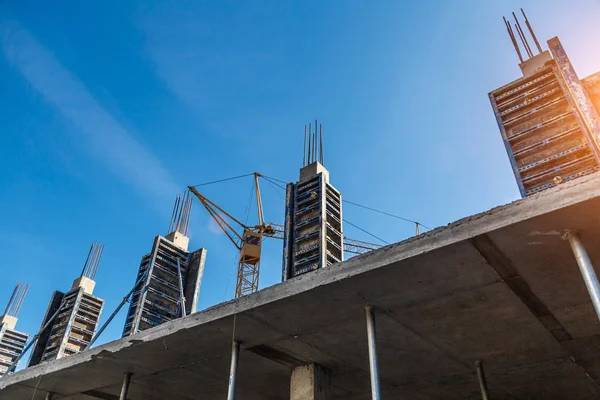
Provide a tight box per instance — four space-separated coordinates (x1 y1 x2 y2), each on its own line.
489 10 600 197
0 282 29 376
122 193 207 337
4 173 600 398
28 243 105 367
282 121 344 280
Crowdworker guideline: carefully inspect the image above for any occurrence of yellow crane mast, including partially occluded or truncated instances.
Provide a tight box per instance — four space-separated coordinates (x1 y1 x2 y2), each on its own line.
188 173 274 298
188 173 381 298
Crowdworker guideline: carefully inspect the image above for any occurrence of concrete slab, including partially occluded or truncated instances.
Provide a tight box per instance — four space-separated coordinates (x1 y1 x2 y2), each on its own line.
3 173 600 399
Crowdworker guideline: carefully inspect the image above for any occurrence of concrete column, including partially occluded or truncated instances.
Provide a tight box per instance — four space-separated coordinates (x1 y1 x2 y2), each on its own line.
290 363 330 400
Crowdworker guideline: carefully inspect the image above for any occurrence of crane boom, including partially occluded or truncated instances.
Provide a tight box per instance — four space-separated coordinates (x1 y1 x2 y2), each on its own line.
188 173 382 299
188 173 273 298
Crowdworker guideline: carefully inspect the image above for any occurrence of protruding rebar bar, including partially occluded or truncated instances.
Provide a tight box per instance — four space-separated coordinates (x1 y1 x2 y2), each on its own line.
303 126 307 166
320 124 323 164
168 192 193 235
81 242 104 280
513 13 533 58
308 123 312 163
14 283 29 317
504 17 523 63
80 243 95 278
4 283 18 316
169 195 181 233
314 119 318 164
521 9 542 53
4 282 30 317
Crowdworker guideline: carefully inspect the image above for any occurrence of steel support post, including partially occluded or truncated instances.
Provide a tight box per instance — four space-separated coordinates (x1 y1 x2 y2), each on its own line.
44 393 54 400
565 231 600 321
227 341 240 400
365 306 381 400
119 373 132 400
475 360 490 400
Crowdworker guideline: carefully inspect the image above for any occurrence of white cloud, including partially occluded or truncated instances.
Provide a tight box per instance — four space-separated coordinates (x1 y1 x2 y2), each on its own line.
0 19 180 209
207 217 225 236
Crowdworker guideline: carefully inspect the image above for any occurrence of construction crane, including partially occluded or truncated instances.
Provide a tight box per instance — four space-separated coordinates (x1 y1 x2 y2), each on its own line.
188 173 382 298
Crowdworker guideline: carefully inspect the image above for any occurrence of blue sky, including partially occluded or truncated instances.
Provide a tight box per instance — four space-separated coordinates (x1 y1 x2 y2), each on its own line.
1 0 600 367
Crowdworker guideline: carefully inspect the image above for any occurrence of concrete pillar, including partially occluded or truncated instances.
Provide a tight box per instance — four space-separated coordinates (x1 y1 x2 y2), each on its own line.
290 363 330 400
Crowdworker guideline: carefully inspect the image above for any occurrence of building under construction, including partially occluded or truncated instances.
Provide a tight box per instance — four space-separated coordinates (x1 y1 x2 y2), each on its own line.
282 121 344 280
122 193 207 337
489 9 600 197
7 8 600 400
28 243 105 367
0 283 29 376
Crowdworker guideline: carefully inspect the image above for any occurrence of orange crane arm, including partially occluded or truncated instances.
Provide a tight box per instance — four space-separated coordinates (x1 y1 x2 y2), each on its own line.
188 186 246 250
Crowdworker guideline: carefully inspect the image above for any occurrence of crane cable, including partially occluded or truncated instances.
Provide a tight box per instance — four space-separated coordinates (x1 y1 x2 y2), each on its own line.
190 173 433 245
190 173 254 188
260 174 432 232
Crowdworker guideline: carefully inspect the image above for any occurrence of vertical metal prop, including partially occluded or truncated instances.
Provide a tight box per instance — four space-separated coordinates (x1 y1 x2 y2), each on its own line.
119 373 132 400
86 269 150 349
365 306 381 400
45 393 54 400
475 360 490 400
565 231 600 321
227 341 240 400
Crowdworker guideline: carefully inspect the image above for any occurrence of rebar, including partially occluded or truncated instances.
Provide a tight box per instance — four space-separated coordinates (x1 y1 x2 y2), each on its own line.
504 17 524 63
513 13 533 58
521 9 542 53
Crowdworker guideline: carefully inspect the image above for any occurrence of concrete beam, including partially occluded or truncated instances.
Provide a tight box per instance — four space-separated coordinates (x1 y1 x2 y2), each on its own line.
3 174 600 399
290 364 330 400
